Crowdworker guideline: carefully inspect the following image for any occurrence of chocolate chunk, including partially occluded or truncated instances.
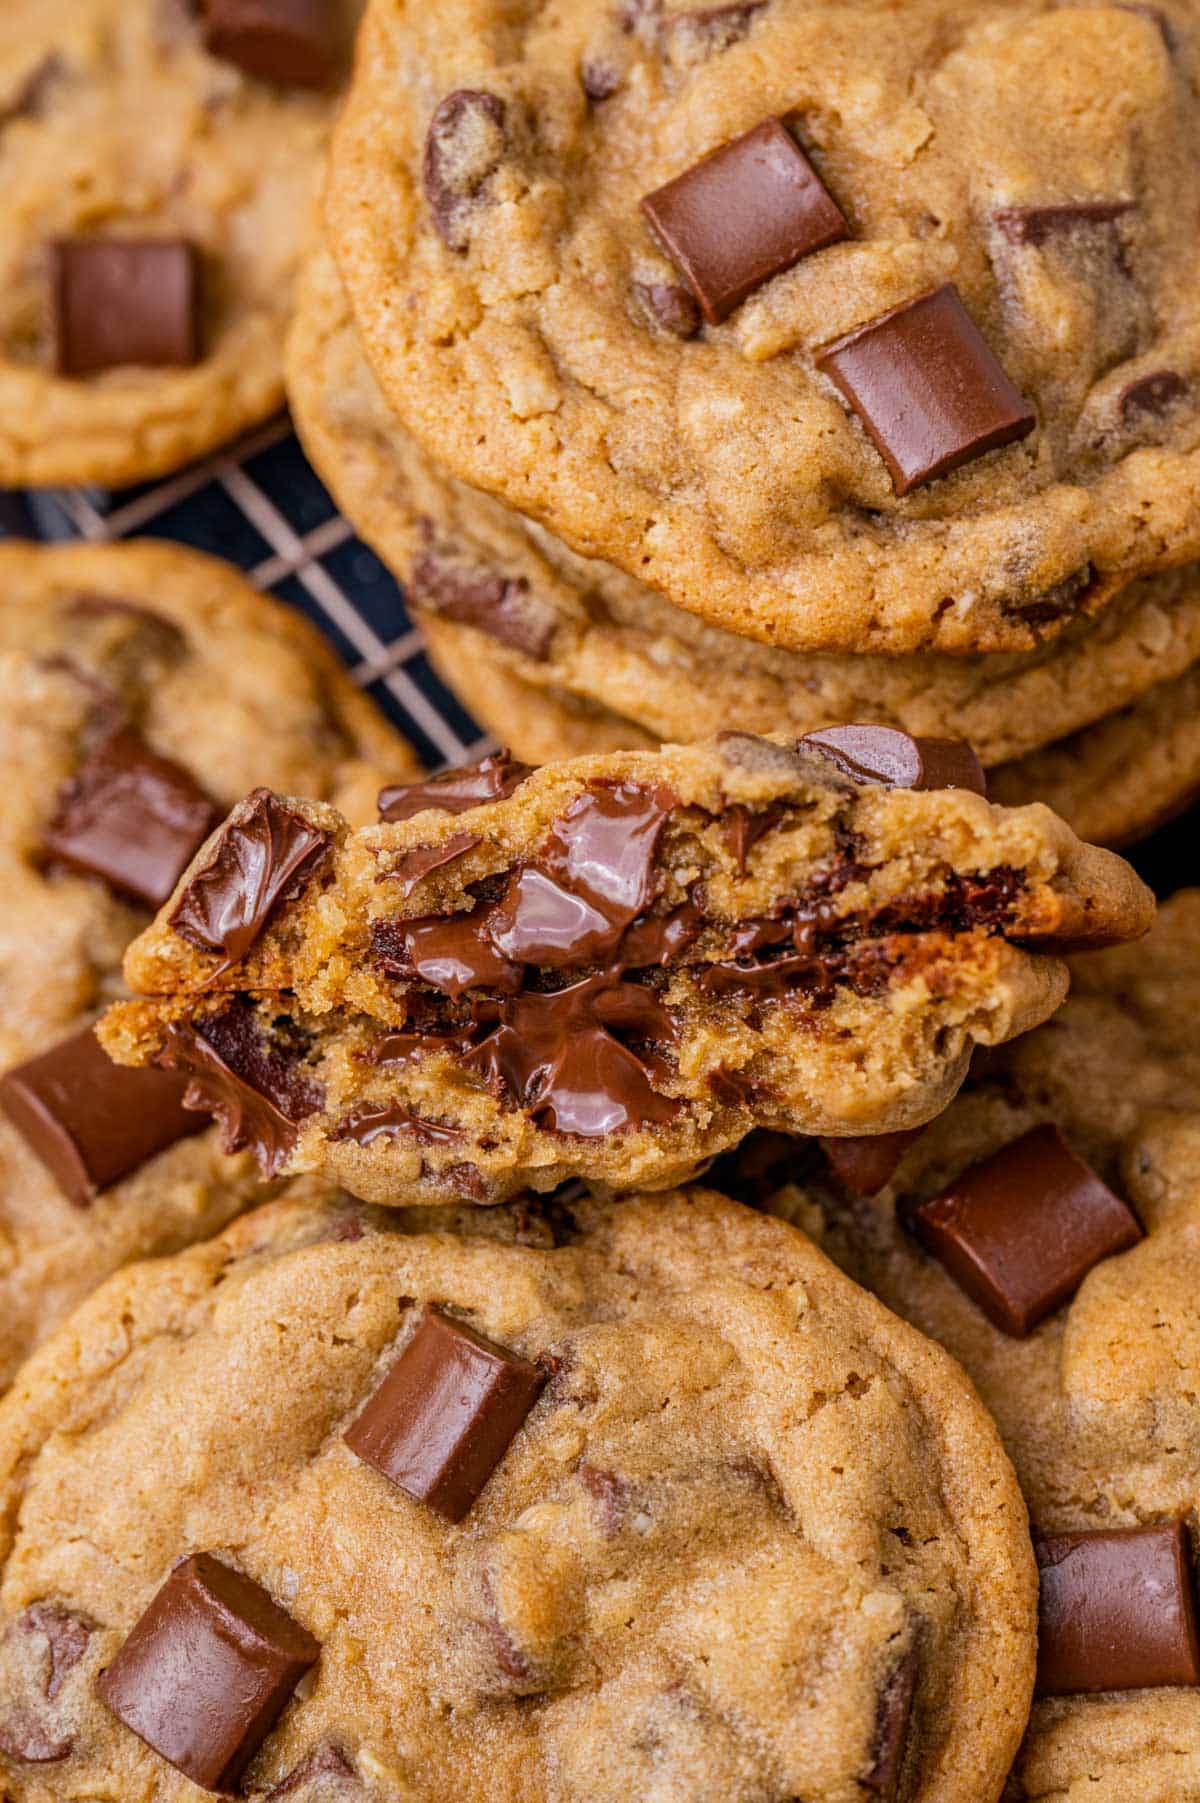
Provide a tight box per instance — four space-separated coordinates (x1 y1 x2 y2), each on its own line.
159 1003 320 1178
0 1603 93 1766
1005 563 1097 630
821 1128 923 1197
635 281 702 339
723 803 789 872
992 200 1134 248
1119 369 1189 428
581 57 622 100
200 0 337 88
171 788 330 966
264 1744 359 1799
344 1309 546 1522
23 1606 91 1702
365 1028 474 1066
95 1553 319 1791
1036 1523 1200 1696
816 284 1036 494
661 1 767 52
488 782 674 966
388 831 481 898
410 543 555 660
466 975 680 1136
378 751 532 822
44 725 217 910
866 1645 919 1800
909 1125 1143 1336
641 117 848 324
0 1024 205 1208
616 901 703 967
423 90 508 251
376 905 522 999
331 1105 464 1149
52 239 201 376
799 725 987 795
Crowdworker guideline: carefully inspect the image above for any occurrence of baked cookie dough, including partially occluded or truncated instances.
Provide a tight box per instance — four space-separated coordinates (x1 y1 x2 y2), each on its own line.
418 606 1200 850
0 0 362 487
989 657 1200 849
0 539 416 1389
0 1181 1037 1801
326 0 1200 654
750 892 1200 1799
289 245 1200 768
100 733 1152 1206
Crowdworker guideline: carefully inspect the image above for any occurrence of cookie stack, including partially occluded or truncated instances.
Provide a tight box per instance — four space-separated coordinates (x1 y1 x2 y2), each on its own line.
2 2 1200 1801
289 0 1200 849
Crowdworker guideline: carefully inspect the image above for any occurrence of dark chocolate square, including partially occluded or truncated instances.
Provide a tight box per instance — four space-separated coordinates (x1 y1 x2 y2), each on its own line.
641 116 848 324
909 1124 1143 1336
816 283 1035 494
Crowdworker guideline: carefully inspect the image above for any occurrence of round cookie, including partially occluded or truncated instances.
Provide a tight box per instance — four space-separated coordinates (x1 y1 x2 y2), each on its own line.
0 539 417 1388
288 245 1200 768
754 893 1200 1798
326 0 1200 655
0 1182 1036 1801
0 0 362 487
420 605 1200 849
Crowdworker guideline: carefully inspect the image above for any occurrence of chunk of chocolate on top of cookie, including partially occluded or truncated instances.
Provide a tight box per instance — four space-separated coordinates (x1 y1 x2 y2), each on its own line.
96 733 1152 1207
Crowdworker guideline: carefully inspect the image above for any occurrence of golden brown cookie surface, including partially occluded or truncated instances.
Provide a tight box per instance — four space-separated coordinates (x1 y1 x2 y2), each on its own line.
0 1184 1036 1801
0 0 361 485
0 540 416 1388
758 894 1200 1799
328 0 1200 654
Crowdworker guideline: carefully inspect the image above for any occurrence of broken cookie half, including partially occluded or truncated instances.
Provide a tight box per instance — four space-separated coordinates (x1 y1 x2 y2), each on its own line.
99 732 1153 1207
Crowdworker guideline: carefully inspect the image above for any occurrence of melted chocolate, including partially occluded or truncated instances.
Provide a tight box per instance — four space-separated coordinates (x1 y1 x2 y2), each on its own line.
387 831 481 898
723 804 789 873
171 789 330 966
378 751 532 823
159 1003 320 1178
466 974 680 1137
489 781 674 966
331 1105 464 1149
372 905 522 999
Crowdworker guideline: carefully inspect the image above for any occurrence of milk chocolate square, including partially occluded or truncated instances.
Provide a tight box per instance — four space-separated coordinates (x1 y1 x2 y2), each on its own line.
52 240 201 376
95 1553 319 1791
344 1309 546 1521
0 1025 205 1208
45 726 217 911
909 1124 1142 1336
1036 1523 1200 1696
641 117 847 324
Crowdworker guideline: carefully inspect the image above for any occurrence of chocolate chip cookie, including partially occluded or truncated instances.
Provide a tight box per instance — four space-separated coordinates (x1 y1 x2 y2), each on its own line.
326 0 1200 654
0 1181 1037 1801
749 892 1200 1798
99 733 1152 1206
289 243 1200 775
0 0 362 487
0 539 416 1389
